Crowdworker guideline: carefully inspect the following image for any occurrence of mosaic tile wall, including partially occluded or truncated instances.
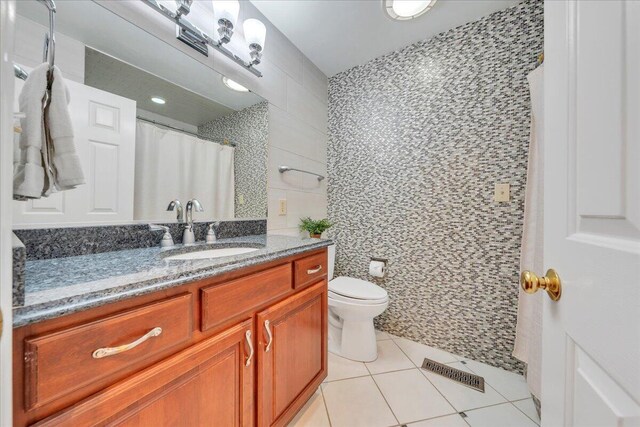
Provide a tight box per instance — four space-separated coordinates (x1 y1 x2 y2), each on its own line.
327 0 543 373
199 101 269 218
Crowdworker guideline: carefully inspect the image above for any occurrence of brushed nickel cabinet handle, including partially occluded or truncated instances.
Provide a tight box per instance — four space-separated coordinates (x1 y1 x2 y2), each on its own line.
92 327 162 359
307 265 323 275
264 320 273 352
245 330 254 367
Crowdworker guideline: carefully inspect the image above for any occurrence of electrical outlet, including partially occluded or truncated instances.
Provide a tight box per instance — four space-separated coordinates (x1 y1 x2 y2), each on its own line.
238 194 245 205
494 183 510 202
278 199 287 216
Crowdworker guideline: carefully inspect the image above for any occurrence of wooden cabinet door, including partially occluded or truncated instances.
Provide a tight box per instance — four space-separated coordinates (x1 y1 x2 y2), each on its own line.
34 320 255 427
256 280 328 427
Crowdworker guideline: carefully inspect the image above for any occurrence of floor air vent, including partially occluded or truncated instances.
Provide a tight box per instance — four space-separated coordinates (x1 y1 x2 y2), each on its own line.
421 358 485 393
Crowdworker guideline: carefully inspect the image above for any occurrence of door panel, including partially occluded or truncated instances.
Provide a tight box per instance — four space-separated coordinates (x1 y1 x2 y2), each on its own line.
273 296 322 416
543 1 640 426
34 320 255 427
12 78 136 225
257 280 328 427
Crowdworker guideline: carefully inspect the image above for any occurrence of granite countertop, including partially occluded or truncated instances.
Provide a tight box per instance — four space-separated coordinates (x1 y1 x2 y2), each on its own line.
13 235 332 328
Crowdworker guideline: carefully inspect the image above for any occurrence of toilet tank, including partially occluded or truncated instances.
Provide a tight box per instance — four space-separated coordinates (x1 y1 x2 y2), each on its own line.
328 244 335 281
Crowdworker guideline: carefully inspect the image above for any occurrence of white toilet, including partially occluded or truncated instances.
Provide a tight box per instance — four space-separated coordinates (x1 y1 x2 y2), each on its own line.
327 244 389 362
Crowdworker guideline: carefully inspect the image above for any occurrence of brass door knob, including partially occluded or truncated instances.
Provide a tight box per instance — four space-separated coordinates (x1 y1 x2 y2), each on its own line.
520 269 562 301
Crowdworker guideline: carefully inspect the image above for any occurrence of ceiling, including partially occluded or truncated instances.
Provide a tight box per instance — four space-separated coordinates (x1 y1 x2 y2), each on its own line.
85 49 235 127
251 0 522 77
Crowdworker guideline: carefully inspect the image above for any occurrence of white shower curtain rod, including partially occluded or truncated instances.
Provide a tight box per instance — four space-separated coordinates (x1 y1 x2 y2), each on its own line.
136 116 237 147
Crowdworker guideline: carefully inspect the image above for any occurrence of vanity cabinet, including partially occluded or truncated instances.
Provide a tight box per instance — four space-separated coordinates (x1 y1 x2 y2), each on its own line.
33 320 255 427
257 281 327 427
13 248 328 427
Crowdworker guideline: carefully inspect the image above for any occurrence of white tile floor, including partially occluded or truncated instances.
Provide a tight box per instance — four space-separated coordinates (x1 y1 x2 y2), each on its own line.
288 332 540 427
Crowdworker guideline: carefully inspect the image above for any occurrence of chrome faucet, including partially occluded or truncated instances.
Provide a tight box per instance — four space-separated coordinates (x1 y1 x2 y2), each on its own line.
182 199 204 245
167 199 184 223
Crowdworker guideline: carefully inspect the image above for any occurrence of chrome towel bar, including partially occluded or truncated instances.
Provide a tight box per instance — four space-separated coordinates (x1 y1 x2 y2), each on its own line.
278 166 325 182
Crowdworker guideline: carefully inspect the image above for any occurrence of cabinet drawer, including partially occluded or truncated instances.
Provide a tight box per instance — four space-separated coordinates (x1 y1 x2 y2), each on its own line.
23 293 193 411
294 251 327 289
201 263 292 332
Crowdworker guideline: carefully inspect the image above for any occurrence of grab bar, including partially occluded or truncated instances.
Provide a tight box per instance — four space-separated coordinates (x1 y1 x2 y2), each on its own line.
278 166 325 182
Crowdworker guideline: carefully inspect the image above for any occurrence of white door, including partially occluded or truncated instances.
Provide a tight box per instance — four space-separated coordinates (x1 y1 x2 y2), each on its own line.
542 1 640 426
13 78 136 226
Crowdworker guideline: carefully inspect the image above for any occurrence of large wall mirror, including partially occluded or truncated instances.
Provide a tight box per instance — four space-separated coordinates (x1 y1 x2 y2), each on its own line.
13 1 268 227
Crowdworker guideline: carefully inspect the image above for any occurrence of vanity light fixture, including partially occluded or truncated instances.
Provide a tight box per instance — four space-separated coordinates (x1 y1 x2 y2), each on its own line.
222 76 249 92
142 0 267 77
384 0 438 21
151 96 166 104
243 19 266 66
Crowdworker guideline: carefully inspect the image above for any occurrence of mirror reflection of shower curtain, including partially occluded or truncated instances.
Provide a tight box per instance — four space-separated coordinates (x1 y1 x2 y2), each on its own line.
134 121 234 221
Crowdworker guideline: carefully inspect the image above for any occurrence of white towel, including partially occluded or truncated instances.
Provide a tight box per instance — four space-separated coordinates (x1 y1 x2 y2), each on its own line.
513 64 544 399
13 63 49 199
13 64 84 199
45 65 85 193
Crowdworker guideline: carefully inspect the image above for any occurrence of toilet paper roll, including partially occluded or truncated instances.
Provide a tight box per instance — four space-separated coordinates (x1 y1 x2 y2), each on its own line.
369 260 386 278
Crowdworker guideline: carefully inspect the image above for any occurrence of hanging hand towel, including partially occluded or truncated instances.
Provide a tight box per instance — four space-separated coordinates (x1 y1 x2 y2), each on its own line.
13 63 49 199
513 64 544 399
45 65 85 194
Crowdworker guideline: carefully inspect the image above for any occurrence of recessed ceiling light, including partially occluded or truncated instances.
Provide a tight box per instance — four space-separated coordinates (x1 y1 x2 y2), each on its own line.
151 96 166 104
384 0 437 21
222 76 249 92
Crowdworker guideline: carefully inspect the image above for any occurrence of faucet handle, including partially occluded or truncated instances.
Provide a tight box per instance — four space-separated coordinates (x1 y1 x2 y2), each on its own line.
149 224 174 248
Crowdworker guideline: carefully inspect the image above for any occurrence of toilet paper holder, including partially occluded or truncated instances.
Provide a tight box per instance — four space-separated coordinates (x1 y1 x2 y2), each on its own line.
369 257 388 278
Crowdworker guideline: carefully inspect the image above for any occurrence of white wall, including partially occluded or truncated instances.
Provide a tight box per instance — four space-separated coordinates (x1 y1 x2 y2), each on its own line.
14 15 85 83
97 1 328 236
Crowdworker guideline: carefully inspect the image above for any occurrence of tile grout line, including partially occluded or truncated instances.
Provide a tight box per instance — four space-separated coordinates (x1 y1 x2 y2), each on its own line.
463 400 531 415
462 362 531 405
407 342 527 407
368 371 401 427
321 335 533 427
319 385 333 427
358 345 400 427
389 335 518 427
510 398 541 426
324 372 372 384
391 340 467 424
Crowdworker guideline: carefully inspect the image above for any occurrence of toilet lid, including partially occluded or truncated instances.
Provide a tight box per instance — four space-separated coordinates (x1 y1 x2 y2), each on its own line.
329 276 388 301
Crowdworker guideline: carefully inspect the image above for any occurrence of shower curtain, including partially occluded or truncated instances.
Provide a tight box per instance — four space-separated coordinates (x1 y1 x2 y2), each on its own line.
513 64 544 399
134 121 235 221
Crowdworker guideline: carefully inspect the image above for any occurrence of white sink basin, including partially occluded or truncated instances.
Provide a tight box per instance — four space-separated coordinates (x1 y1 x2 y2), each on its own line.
164 247 260 261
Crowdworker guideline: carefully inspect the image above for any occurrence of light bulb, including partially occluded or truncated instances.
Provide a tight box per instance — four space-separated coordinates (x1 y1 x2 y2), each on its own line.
243 18 266 49
385 0 437 20
212 0 240 27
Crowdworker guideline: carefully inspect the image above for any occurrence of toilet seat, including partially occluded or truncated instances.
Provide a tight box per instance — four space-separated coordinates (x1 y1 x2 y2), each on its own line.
329 290 388 305
329 276 388 305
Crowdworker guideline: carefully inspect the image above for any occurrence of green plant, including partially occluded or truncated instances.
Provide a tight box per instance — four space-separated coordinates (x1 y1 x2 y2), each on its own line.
299 217 332 236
